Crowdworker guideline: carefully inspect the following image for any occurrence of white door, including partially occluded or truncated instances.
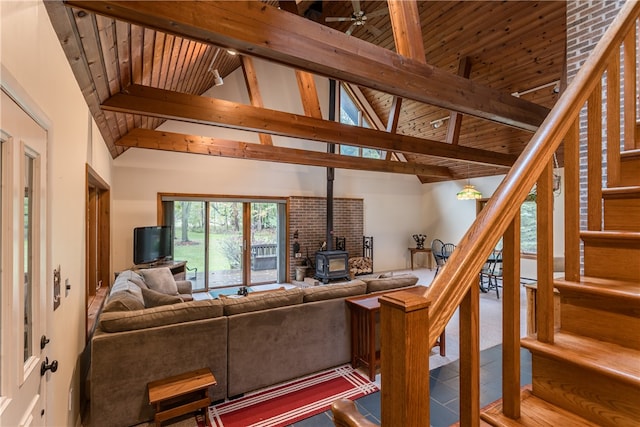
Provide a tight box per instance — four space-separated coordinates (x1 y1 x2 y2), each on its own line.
0 90 49 426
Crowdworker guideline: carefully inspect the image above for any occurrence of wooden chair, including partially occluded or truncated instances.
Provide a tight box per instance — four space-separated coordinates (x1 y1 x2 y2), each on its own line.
431 239 445 275
484 249 503 298
441 243 456 261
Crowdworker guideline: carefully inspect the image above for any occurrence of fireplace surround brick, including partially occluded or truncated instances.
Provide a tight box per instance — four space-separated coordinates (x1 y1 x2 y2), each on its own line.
289 196 364 280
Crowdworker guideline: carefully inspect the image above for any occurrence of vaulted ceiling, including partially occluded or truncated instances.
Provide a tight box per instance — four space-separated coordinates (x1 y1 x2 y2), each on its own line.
45 0 566 183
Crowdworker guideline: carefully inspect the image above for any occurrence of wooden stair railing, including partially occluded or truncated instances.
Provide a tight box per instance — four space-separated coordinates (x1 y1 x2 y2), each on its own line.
332 1 640 426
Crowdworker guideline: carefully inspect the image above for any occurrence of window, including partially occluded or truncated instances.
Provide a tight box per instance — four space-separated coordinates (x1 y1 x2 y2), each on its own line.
477 198 537 254
338 84 385 159
520 200 537 254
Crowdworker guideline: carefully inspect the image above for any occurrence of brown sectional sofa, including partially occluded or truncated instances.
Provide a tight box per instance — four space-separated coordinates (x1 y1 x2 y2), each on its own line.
89 269 419 427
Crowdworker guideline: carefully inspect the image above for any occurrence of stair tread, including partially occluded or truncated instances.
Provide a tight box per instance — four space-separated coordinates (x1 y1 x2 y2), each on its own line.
481 388 601 427
522 332 640 386
554 276 640 299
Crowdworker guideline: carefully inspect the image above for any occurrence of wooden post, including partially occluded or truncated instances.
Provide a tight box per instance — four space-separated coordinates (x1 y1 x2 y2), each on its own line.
502 217 521 418
587 82 603 232
380 288 431 427
564 118 580 282
536 161 555 343
459 278 479 427
624 25 637 150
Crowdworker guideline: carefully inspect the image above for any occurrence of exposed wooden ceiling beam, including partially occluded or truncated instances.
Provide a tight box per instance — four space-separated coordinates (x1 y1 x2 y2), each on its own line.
385 97 403 161
387 1 430 178
295 70 323 119
240 55 273 145
116 128 453 177
102 84 516 167
65 0 549 131
446 56 473 145
388 0 426 63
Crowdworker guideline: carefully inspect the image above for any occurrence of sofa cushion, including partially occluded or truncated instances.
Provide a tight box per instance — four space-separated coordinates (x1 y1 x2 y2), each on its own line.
99 299 224 332
139 267 179 295
222 288 303 316
362 273 419 293
102 291 145 312
302 280 366 302
142 287 184 308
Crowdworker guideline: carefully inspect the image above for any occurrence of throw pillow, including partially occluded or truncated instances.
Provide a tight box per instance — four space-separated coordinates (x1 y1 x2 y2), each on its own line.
102 292 145 312
109 279 145 307
140 267 179 295
142 287 183 308
117 270 148 289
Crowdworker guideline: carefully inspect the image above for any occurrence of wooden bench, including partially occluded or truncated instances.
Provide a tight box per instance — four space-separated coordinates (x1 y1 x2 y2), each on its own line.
148 368 217 427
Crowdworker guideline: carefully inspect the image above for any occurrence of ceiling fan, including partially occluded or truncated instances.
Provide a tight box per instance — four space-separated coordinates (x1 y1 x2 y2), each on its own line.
325 0 388 36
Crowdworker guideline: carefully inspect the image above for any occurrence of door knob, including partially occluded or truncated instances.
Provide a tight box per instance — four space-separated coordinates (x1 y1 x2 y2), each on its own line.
40 335 50 349
40 357 58 376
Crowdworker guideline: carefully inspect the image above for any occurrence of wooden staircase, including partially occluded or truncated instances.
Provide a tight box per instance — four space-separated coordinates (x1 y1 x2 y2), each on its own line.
481 8 640 426
481 6 640 423
332 3 640 427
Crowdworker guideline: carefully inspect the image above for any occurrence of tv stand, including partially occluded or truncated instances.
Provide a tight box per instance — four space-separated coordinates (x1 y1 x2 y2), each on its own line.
133 260 187 280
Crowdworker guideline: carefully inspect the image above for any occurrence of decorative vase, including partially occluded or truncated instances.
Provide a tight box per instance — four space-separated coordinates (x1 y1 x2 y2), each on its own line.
295 266 307 281
413 234 427 249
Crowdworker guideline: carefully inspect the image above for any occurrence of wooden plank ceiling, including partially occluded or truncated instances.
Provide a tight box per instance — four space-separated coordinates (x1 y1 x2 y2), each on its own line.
45 0 566 183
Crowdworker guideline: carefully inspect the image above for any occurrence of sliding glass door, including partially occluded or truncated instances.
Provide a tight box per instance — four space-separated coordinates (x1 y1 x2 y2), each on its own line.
250 202 278 285
165 197 285 291
208 201 243 287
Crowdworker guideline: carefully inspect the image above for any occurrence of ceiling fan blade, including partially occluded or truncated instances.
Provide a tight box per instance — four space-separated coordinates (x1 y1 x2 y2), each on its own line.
325 16 354 22
345 23 357 36
366 8 388 19
367 24 383 37
352 0 361 14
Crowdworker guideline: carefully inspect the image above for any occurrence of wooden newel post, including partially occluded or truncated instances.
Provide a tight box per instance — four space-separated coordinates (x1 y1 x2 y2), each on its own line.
379 288 431 426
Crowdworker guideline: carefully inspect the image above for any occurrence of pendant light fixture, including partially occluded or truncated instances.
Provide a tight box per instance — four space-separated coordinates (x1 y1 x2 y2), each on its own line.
457 164 483 200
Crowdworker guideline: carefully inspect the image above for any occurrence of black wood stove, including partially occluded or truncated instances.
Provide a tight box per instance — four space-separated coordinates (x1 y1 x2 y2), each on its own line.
315 250 349 283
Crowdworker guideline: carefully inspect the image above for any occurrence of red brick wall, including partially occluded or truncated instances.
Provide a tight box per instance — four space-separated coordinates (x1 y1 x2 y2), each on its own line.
289 196 364 280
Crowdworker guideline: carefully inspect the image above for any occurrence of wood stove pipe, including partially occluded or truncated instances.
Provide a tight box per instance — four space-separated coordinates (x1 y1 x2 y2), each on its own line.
326 79 336 251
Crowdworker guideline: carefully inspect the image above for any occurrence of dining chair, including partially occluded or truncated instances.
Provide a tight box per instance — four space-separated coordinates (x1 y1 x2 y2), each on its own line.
485 249 503 298
431 239 445 276
442 243 456 261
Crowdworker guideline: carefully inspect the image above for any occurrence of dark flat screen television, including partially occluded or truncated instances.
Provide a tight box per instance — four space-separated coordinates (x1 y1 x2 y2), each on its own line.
133 226 173 265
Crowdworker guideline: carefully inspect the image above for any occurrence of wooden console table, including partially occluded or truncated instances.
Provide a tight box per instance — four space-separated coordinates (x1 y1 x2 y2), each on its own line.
148 368 216 427
346 292 445 381
409 248 433 270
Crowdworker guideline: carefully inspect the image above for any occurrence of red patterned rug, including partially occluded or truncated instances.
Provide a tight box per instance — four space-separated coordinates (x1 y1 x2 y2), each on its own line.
200 365 378 427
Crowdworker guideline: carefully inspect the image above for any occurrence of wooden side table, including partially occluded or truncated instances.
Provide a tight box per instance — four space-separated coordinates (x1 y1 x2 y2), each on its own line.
409 247 433 270
148 368 217 427
346 293 445 381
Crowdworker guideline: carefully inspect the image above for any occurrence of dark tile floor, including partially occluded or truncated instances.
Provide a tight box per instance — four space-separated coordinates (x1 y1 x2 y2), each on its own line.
288 344 533 427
